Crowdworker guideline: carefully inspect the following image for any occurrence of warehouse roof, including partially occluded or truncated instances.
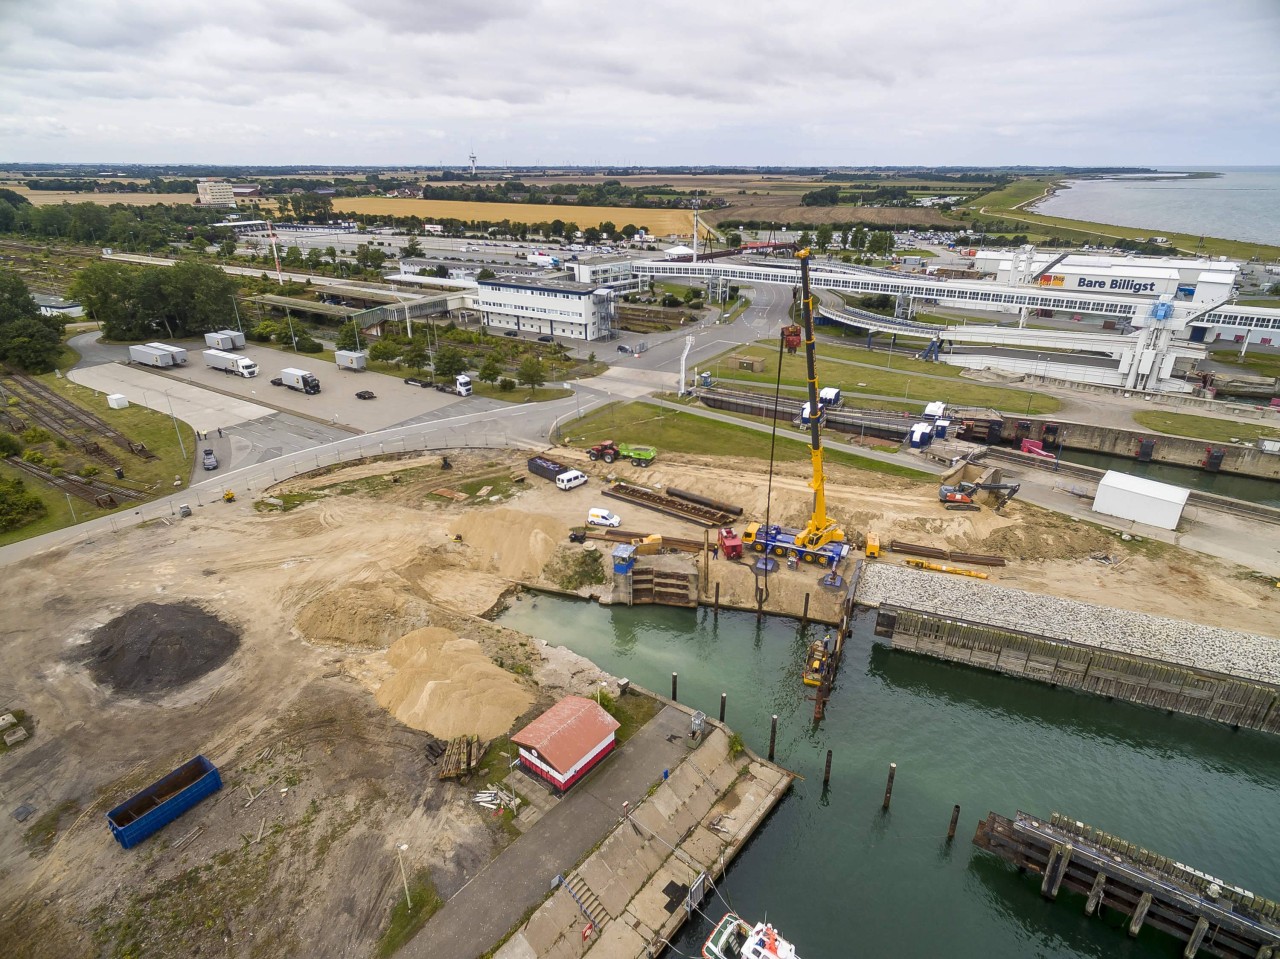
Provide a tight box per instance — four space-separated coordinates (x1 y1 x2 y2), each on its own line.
511 696 619 773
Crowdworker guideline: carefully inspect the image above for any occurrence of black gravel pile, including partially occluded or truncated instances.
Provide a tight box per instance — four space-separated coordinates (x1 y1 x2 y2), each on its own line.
82 602 240 695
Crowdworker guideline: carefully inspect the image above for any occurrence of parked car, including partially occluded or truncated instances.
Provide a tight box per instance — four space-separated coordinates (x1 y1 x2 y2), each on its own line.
503 331 519 337
404 377 431 388
355 390 377 400
201 449 218 471
616 344 631 353
269 377 284 386
537 335 554 343
587 508 622 528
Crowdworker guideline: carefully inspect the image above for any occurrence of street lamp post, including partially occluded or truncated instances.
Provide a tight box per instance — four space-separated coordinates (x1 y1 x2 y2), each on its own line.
163 393 187 459
904 379 912 401
65 492 78 523
396 844 412 909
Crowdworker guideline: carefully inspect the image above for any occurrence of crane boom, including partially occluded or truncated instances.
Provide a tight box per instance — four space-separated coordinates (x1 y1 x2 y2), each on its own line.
794 250 844 551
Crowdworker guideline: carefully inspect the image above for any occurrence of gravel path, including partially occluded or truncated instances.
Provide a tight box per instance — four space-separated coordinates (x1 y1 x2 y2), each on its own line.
857 564 1280 686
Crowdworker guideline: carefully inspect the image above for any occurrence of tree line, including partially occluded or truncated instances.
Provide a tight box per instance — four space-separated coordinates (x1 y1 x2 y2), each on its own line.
69 261 239 341
0 272 65 372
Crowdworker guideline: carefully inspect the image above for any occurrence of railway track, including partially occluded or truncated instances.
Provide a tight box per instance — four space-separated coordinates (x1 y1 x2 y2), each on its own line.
3 371 135 452
4 456 145 506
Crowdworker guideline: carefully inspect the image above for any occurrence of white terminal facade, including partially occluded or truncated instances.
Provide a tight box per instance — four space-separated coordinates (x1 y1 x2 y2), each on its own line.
477 277 615 341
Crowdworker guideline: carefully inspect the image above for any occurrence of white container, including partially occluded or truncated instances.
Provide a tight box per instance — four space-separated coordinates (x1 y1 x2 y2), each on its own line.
335 350 367 371
1092 470 1189 531
146 342 188 364
128 345 174 367
107 393 129 409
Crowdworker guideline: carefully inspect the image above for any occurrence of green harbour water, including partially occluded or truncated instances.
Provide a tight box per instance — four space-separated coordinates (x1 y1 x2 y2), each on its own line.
498 595 1280 959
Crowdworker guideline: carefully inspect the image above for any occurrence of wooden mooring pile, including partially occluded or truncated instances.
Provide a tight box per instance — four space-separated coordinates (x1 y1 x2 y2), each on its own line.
975 810 1280 958
876 605 1280 734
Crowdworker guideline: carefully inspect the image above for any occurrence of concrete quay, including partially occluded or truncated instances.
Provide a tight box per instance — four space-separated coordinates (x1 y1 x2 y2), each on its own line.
495 695 792 959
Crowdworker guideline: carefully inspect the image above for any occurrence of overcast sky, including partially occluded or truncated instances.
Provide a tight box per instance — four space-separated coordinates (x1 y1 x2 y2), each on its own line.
1 0 1277 167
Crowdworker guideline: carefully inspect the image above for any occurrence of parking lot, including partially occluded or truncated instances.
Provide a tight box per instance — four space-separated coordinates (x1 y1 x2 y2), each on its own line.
135 342 468 432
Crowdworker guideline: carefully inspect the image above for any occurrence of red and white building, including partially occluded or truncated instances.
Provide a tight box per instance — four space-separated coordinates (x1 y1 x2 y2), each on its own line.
511 696 620 792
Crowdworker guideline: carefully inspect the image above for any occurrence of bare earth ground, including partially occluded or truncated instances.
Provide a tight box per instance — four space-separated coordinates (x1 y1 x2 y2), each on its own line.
1 448 1276 959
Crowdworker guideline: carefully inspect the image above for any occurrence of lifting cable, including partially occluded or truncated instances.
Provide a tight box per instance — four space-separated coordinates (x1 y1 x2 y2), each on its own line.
759 308 791 606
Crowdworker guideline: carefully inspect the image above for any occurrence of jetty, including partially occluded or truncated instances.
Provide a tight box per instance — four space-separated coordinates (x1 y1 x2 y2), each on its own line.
974 810 1280 958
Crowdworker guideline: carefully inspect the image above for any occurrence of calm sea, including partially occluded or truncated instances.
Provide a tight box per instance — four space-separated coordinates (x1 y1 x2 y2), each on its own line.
1031 166 1280 247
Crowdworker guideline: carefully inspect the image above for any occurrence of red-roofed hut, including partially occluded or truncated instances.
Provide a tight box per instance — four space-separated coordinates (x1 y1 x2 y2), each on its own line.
511 696 620 791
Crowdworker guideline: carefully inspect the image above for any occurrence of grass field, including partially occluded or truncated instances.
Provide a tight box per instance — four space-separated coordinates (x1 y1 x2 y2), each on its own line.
4 185 198 207
706 343 1060 415
334 197 694 235
564 401 934 480
1131 411 1280 445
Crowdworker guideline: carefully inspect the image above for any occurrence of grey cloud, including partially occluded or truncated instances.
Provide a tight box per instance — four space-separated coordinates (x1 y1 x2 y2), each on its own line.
0 0 1275 164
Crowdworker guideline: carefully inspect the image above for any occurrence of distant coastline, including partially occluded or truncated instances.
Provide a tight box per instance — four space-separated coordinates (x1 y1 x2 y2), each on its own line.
1028 168 1278 246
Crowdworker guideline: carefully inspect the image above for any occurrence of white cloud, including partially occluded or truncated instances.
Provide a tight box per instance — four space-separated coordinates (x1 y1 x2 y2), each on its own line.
0 0 1276 164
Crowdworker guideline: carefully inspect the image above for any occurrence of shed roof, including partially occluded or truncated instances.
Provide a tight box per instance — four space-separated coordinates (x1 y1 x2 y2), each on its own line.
511 696 619 773
1097 470 1190 505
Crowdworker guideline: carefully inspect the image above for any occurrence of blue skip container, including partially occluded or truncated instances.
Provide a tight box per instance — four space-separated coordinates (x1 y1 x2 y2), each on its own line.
106 755 222 849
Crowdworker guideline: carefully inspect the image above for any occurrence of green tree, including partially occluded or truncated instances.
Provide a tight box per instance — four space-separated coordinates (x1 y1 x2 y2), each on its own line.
476 268 496 280
324 245 339 264
431 265 449 278
516 355 546 395
866 230 894 257
335 320 360 351
0 273 64 372
402 237 424 258
219 237 237 257
0 476 47 532
725 231 742 248
0 317 62 372
368 339 401 363
815 224 833 253
477 356 502 384
433 346 467 379
402 341 429 374
851 226 867 251
797 230 813 250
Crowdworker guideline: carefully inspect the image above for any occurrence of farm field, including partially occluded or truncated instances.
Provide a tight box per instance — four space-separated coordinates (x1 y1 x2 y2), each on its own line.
334 197 694 234
2 185 197 207
703 194 955 228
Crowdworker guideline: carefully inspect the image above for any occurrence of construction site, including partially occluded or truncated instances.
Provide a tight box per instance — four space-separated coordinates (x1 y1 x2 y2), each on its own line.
2 255 1279 959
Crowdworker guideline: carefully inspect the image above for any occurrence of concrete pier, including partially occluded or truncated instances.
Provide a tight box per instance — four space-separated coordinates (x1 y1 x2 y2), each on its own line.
494 694 792 959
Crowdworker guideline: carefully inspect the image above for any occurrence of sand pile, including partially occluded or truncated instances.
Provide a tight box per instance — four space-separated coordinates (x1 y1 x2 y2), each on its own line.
453 508 565 581
375 627 533 740
81 602 239 696
295 585 434 648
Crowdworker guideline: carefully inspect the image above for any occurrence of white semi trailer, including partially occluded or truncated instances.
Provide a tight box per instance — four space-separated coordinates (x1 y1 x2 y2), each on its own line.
203 349 259 377
129 345 175 368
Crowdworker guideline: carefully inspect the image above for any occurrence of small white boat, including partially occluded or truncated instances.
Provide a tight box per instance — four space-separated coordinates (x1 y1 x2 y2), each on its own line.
702 913 800 959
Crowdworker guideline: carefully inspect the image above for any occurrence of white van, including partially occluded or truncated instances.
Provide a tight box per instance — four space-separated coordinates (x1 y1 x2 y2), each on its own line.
587 508 621 527
556 470 588 491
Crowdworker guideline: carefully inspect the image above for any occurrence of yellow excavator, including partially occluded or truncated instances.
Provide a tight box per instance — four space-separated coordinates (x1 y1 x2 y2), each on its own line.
741 249 848 566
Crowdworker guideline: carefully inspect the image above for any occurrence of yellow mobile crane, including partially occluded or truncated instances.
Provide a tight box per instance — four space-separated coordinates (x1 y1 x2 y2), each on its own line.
741 249 848 567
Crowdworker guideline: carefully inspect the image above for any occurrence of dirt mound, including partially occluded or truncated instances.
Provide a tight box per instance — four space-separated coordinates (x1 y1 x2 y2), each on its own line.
295 585 433 648
375 627 533 740
81 602 239 696
453 508 565 582
978 516 1114 561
